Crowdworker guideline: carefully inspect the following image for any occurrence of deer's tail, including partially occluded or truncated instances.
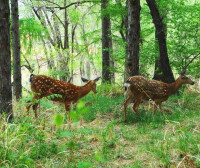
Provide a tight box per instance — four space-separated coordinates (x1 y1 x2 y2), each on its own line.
124 78 131 91
30 74 35 83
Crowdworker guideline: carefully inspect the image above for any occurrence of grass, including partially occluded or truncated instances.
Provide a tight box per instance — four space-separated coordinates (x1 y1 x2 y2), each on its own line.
0 85 200 167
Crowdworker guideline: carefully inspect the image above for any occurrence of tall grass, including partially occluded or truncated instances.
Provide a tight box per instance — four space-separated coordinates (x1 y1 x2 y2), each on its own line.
0 85 199 167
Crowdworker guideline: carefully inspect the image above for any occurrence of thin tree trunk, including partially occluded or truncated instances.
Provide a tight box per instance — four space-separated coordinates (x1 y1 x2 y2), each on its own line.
52 14 62 49
64 0 69 49
11 0 22 100
109 24 115 83
0 0 13 119
126 0 141 77
52 14 68 81
32 7 55 46
86 61 91 80
41 37 53 70
42 8 56 42
146 0 175 83
153 40 162 80
101 0 112 83
71 24 77 82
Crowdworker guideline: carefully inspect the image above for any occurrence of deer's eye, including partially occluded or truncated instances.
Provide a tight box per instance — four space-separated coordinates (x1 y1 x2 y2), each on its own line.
181 75 187 79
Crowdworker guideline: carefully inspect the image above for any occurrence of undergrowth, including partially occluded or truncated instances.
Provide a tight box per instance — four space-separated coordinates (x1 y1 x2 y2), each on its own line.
0 85 199 167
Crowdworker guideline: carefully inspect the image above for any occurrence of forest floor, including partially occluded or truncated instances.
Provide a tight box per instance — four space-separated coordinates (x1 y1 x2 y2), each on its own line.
0 85 200 168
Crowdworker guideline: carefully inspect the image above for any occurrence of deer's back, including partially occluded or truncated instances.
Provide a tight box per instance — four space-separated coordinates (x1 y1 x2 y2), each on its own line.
30 75 80 102
127 76 169 100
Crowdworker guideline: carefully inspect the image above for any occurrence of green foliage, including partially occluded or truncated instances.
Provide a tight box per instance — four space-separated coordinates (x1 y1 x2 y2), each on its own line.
69 9 81 24
81 84 124 121
70 101 89 121
78 162 93 168
8 0 200 166
53 113 64 127
47 94 62 100
1 88 200 167
166 0 200 74
19 18 47 54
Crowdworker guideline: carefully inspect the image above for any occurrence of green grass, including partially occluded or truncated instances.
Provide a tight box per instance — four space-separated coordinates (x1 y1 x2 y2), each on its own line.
0 85 200 167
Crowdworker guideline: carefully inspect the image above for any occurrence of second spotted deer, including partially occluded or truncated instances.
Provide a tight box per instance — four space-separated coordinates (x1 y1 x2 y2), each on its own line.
124 74 194 122
26 74 100 121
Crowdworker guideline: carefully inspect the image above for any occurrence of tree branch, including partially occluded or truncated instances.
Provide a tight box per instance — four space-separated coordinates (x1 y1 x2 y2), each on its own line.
36 0 60 7
46 0 100 10
181 52 200 74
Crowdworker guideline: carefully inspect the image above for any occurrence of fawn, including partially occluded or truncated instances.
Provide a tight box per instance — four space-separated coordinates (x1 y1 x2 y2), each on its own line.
124 74 194 122
26 74 100 121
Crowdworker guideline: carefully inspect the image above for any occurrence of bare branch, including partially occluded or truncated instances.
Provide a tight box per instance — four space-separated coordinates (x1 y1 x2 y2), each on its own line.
181 52 200 74
22 55 34 73
36 0 60 7
31 5 56 46
48 9 65 27
45 0 100 10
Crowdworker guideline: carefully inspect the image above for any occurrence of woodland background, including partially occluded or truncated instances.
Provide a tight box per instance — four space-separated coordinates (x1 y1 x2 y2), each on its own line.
0 0 200 167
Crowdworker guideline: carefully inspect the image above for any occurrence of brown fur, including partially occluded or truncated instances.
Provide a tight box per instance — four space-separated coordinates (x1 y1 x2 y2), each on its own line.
26 75 100 121
124 75 194 122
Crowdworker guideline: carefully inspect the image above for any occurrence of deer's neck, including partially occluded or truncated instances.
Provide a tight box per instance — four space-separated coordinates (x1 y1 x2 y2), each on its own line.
168 77 183 95
79 82 92 99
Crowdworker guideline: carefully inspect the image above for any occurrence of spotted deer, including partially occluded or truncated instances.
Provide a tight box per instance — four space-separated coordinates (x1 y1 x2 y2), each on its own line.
26 74 100 121
124 74 194 122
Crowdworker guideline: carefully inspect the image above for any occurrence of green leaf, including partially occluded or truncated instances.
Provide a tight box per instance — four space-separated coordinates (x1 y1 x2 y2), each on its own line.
60 131 74 137
79 108 88 115
77 101 85 109
53 114 64 127
66 140 76 149
94 150 106 162
70 110 79 121
78 162 93 168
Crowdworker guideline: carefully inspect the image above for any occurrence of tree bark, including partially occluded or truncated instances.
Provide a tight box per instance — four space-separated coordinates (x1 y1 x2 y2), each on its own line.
11 0 22 100
0 0 13 119
101 0 112 83
146 0 175 83
109 28 115 83
126 0 141 78
64 0 69 49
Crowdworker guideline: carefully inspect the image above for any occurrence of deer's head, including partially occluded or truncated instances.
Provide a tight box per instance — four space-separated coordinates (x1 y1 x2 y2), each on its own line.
180 73 194 85
81 77 100 94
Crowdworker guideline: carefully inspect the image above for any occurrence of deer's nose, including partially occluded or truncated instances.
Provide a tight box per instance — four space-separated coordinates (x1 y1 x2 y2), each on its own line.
191 82 195 85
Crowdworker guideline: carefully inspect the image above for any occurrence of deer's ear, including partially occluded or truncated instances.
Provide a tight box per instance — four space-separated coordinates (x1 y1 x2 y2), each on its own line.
81 77 89 83
181 69 186 77
180 72 185 79
94 77 100 82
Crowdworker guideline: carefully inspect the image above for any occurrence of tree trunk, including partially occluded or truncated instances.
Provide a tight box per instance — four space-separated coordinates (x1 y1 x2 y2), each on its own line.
146 0 175 83
71 24 77 82
64 0 69 49
101 0 112 84
0 0 13 119
11 0 22 100
126 0 141 78
109 30 115 83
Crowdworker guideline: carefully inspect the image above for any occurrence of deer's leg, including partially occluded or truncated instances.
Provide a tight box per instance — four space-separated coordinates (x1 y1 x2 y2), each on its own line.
123 96 132 122
64 102 71 122
32 103 39 118
133 98 141 116
159 103 165 115
26 94 42 118
26 103 32 116
153 100 160 115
